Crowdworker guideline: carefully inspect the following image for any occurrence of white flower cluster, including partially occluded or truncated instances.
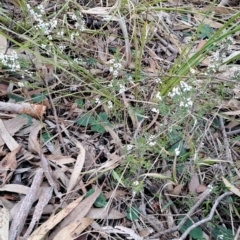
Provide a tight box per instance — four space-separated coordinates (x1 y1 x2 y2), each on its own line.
109 59 122 78
207 36 235 74
155 78 162 83
95 98 101 104
107 100 113 109
27 4 57 37
151 107 159 114
147 135 156 146
0 51 20 72
168 81 193 108
126 144 133 151
179 98 193 108
72 13 86 31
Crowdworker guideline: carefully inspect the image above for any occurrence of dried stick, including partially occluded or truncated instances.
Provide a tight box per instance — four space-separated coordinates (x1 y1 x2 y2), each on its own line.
44 78 67 154
150 188 211 239
175 192 233 240
234 225 240 240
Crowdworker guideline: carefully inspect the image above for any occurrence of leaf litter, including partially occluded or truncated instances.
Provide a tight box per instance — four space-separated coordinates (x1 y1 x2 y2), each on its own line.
0 0 239 239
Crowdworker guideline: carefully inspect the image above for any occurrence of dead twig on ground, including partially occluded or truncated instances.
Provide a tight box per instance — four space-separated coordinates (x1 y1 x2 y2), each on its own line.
174 192 233 240
150 188 211 239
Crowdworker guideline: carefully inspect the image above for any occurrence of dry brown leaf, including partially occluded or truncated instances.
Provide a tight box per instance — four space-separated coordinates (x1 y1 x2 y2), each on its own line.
28 121 43 153
169 184 184 197
196 184 207 193
86 208 125 219
223 110 240 115
47 155 76 165
0 119 19 151
53 218 93 240
222 176 240 197
29 195 84 240
0 116 28 147
0 145 21 181
222 99 240 110
67 140 85 193
0 184 29 194
9 169 43 240
23 186 53 239
49 188 101 239
188 173 200 196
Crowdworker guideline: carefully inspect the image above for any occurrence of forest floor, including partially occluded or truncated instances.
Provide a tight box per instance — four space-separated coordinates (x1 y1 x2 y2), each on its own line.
0 0 240 239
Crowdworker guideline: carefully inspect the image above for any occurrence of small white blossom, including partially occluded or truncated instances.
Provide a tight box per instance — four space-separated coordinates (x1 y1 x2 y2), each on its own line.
119 84 125 94
151 108 159 114
126 144 133 151
133 181 139 186
147 135 156 146
155 78 162 83
95 98 101 104
70 85 77 91
155 92 162 101
190 68 195 74
207 184 213 192
107 101 113 109
18 82 25 87
175 148 180 156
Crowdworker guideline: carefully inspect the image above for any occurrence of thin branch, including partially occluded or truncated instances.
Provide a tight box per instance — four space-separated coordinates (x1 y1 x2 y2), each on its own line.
175 192 233 240
234 225 240 240
150 188 211 239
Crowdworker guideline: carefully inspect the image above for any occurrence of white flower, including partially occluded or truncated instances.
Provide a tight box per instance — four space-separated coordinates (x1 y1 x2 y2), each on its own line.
95 98 101 104
155 92 162 101
70 85 77 91
155 78 162 83
133 181 139 186
175 148 180 156
18 82 25 87
207 184 213 192
126 144 133 151
107 101 113 109
151 108 159 114
190 68 195 74
119 84 125 94
147 135 156 146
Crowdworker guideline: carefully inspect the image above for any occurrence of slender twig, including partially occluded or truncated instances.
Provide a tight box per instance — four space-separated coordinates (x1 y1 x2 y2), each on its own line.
150 188 211 239
44 78 67 154
174 192 233 240
234 225 240 240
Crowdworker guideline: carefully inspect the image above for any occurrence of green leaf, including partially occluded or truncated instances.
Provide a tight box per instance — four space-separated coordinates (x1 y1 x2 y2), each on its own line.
97 112 109 124
8 93 24 102
42 132 53 143
198 24 214 39
126 206 140 221
76 114 94 127
91 124 105 133
85 189 107 208
212 226 233 240
31 93 46 103
112 170 125 187
20 114 32 126
179 218 203 239
94 192 107 208
75 99 84 108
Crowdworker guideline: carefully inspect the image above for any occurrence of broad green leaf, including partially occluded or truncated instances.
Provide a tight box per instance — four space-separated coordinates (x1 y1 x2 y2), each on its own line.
76 114 94 127
212 226 233 240
126 206 140 221
179 218 203 239
20 114 32 126
42 132 53 143
31 93 46 103
91 124 105 133
75 99 84 108
8 93 24 102
85 189 107 208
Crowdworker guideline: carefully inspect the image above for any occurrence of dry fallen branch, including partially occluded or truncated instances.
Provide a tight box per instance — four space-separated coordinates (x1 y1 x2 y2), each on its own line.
151 188 211 238
174 192 233 240
0 102 46 118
